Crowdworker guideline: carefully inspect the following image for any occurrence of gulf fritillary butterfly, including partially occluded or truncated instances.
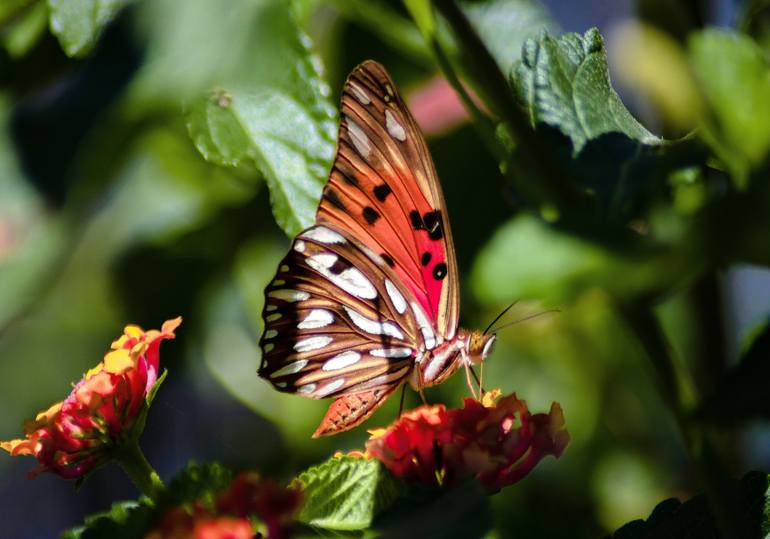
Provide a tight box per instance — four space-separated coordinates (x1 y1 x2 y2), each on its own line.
258 60 496 437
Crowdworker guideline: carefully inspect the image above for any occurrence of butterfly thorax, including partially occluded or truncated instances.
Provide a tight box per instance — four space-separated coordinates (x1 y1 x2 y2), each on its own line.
409 329 496 390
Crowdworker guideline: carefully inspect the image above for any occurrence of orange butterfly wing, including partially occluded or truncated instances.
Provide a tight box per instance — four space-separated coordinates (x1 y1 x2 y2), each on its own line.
317 60 460 341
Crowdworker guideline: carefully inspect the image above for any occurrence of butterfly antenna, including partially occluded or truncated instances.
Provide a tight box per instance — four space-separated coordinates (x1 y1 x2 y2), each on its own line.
483 301 518 335
489 309 561 333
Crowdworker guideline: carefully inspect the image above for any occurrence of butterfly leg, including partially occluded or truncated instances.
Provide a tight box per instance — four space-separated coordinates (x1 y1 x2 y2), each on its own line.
313 385 399 438
418 388 428 405
398 384 407 417
462 351 479 400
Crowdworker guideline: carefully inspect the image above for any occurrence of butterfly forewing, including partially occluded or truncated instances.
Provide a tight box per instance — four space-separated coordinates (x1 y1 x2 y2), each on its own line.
259 225 420 399
317 61 460 341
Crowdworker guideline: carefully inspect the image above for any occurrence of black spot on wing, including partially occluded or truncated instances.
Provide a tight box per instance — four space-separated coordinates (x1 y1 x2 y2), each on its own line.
421 252 432 266
381 253 395 267
373 183 392 202
326 189 346 211
410 210 424 231
433 262 447 280
363 206 380 225
423 210 443 241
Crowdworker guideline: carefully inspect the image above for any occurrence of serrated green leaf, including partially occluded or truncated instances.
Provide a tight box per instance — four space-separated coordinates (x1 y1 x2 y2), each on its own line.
62 499 154 539
463 0 554 73
513 28 660 153
47 0 129 57
689 29 770 186
295 456 405 531
184 0 336 237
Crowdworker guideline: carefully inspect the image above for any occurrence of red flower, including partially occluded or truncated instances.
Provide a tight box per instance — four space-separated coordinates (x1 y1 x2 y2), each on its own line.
1 318 181 480
147 473 302 539
366 391 569 492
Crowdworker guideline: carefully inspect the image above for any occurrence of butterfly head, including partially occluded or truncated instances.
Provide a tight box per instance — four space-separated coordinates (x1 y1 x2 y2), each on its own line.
467 330 496 364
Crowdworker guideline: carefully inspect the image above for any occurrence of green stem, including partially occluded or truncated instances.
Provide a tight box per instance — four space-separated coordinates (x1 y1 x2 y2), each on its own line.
619 304 748 539
113 442 165 499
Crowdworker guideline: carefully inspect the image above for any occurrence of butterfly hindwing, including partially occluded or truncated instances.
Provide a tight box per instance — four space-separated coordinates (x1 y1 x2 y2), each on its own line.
258 225 421 400
317 60 460 341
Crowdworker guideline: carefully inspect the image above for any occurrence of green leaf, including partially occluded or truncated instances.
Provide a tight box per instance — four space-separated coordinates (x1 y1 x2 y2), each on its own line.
294 456 405 531
62 499 154 539
47 0 130 57
184 0 336 237
1 1 48 58
607 472 769 539
513 28 660 154
696 318 770 422
463 0 554 74
689 29 770 185
158 461 233 509
470 215 687 305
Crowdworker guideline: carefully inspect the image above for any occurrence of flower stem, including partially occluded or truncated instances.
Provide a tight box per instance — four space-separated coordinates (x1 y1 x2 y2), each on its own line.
113 442 165 499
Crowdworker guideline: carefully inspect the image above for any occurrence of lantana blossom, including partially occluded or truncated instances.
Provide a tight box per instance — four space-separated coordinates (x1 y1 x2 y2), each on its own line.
0 317 181 480
364 390 569 492
146 473 303 539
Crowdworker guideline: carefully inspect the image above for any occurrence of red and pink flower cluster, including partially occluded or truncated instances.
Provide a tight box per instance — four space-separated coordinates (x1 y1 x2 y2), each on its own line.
365 390 569 492
1 318 181 479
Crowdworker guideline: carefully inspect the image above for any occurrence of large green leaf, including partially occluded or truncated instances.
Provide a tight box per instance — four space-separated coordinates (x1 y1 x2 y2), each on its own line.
689 29 770 185
47 0 129 57
294 456 404 531
183 0 336 236
513 28 660 153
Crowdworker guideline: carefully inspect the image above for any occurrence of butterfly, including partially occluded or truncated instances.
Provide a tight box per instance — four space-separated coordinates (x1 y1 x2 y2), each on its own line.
258 60 496 437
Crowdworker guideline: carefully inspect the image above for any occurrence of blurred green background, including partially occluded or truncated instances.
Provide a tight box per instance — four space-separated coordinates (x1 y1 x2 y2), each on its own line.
1 0 769 537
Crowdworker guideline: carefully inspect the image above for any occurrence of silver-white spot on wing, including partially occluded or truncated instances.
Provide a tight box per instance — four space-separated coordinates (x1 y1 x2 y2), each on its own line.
263 343 274 353
306 252 377 300
323 351 361 371
349 83 371 105
280 264 290 272
294 335 333 353
298 383 316 394
301 226 346 245
294 240 306 253
370 347 413 358
385 109 406 142
268 289 310 302
411 301 436 350
343 306 404 340
317 378 346 397
347 117 371 159
384 279 407 314
297 309 335 330
266 304 277 312
270 359 308 378
264 329 278 339
266 313 281 322
273 279 286 286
